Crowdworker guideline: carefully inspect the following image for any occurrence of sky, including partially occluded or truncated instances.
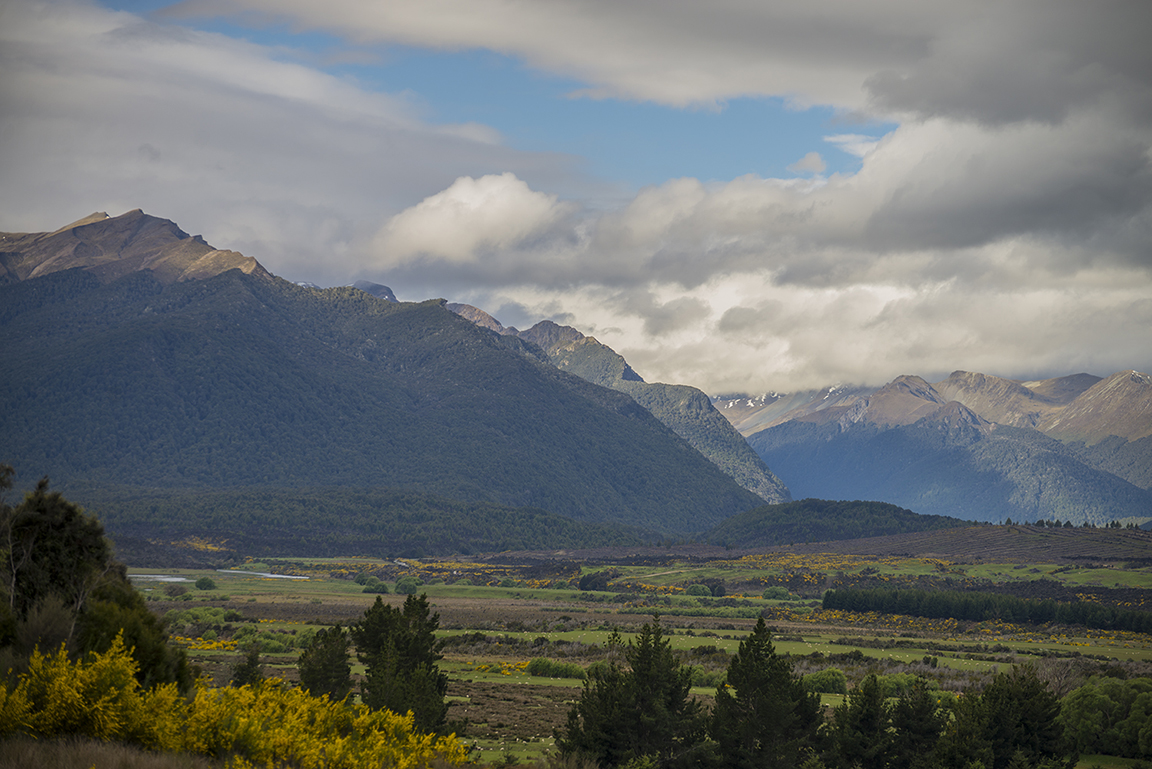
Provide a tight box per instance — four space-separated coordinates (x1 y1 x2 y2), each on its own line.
2 0 1150 394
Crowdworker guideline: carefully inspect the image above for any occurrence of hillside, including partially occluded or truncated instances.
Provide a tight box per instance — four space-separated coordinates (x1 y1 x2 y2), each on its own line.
0 211 766 540
448 310 790 503
703 499 971 548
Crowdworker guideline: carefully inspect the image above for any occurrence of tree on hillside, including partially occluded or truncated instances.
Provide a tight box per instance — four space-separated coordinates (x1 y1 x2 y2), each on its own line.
351 594 448 733
558 618 709 767
711 617 822 768
297 624 352 700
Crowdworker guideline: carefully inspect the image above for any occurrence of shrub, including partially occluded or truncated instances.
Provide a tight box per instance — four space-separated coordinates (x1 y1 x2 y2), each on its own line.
803 668 848 694
527 658 587 680
194 577 217 591
762 586 797 600
394 576 422 595
162 584 187 598
686 584 711 597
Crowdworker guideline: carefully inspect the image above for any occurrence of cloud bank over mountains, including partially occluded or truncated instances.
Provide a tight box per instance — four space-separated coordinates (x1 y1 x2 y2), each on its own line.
2 0 1149 392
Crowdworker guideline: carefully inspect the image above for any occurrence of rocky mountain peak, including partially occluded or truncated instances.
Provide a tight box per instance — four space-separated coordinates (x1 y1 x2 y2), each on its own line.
0 209 267 286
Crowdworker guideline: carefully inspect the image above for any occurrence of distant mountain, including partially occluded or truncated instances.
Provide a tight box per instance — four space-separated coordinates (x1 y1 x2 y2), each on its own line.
704 498 971 549
0 211 767 545
731 374 1152 524
447 308 790 503
0 210 267 285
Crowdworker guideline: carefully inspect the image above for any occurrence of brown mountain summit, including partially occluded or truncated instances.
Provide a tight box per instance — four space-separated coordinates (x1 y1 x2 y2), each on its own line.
0 209 268 286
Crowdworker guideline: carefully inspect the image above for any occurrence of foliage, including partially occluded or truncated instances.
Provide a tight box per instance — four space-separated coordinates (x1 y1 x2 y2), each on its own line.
0 634 469 767
1 268 765 538
830 673 894 769
194 577 216 591
711 617 822 768
823 586 1152 633
527 658 587 680
557 619 708 768
0 474 189 691
230 646 263 688
351 595 448 734
297 625 352 701
709 497 972 548
803 668 848 695
1058 676 1152 758
395 576 422 595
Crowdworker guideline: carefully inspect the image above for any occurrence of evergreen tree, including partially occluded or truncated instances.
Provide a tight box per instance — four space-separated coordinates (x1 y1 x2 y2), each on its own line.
297 624 352 700
889 678 946 769
983 665 1065 768
831 673 893 769
351 594 448 733
557 618 708 767
711 617 822 768
231 644 264 687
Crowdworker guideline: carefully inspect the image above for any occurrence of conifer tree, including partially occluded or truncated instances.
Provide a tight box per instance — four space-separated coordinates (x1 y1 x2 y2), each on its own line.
297 624 352 700
351 594 448 734
558 618 708 767
831 673 893 769
711 617 822 768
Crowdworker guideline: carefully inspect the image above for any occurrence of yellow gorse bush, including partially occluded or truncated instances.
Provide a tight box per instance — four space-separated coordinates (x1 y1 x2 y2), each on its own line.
0 633 467 768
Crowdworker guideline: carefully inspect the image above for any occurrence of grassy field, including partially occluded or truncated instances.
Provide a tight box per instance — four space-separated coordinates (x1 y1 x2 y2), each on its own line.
127 543 1152 766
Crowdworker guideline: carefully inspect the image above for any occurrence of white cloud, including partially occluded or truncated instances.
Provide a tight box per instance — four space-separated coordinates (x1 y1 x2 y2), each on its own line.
824 134 880 158
374 173 574 265
3 0 1149 394
0 0 584 286
787 152 826 175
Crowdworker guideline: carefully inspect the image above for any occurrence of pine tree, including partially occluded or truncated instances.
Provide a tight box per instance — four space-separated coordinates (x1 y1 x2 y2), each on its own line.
351 594 448 733
711 617 822 768
557 618 708 767
297 624 352 700
889 678 946 769
831 673 893 769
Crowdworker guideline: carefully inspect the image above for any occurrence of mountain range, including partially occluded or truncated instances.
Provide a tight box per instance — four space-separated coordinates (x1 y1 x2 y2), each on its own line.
446 304 789 504
4 209 1147 551
714 372 1152 525
1 210 768 549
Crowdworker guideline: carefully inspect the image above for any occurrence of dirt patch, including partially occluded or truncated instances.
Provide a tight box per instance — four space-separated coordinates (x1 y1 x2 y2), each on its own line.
448 680 577 742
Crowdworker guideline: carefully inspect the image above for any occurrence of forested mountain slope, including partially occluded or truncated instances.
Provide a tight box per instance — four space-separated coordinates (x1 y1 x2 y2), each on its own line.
0 212 766 540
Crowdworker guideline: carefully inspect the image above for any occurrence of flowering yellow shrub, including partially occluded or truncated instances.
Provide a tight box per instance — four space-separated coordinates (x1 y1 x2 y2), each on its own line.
0 634 467 768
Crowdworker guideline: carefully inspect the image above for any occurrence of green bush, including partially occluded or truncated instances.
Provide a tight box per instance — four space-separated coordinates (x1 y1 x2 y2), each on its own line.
803 668 848 694
762 586 797 600
194 577 217 591
394 576 422 595
526 658 587 680
686 584 711 597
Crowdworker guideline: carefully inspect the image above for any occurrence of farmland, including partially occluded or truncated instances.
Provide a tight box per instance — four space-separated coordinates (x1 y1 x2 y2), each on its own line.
130 524 1152 766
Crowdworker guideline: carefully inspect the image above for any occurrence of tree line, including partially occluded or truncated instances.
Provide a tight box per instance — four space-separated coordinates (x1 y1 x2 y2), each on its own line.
555 615 1098 769
823 587 1152 634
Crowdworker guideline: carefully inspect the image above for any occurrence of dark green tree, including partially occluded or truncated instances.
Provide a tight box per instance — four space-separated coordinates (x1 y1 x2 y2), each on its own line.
558 618 708 767
932 692 993 769
983 665 1065 768
0 470 190 690
889 678 946 769
297 624 352 700
831 673 893 769
1 477 112 627
231 644 264 687
711 617 822 768
350 594 448 733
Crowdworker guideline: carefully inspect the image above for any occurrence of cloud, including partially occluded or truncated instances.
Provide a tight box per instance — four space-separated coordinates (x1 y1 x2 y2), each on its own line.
787 152 826 175
374 173 574 265
169 0 1152 127
3 0 1149 394
0 0 583 286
